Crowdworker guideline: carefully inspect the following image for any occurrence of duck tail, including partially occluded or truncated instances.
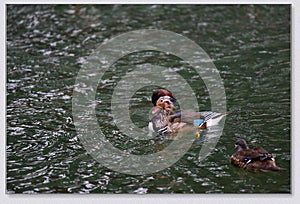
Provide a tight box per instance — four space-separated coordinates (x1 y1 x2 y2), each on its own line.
262 166 286 172
222 111 231 116
210 111 230 119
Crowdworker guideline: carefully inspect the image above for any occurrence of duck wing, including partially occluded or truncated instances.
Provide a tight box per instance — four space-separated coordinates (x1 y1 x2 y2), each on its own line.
179 109 203 124
177 110 229 125
252 147 275 161
231 149 262 165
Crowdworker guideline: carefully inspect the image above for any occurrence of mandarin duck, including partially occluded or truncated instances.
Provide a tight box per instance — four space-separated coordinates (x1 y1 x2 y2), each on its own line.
149 89 229 134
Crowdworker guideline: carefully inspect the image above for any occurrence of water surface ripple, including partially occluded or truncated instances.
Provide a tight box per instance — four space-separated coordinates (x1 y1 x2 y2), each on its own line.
7 5 290 193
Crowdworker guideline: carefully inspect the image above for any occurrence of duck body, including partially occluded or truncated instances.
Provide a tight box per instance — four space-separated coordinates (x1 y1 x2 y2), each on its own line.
168 110 229 128
149 106 170 134
148 95 186 134
231 139 285 172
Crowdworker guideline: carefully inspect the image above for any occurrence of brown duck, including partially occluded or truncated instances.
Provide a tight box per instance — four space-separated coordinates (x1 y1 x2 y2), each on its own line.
230 139 285 172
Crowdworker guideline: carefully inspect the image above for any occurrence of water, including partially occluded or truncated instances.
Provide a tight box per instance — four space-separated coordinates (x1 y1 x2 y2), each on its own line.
6 5 290 193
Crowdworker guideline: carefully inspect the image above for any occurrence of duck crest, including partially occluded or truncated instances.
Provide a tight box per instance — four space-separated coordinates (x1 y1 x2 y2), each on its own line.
230 139 285 172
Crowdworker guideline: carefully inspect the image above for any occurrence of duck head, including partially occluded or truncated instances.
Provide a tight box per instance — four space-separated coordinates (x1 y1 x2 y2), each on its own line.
235 139 249 151
151 89 176 106
156 96 175 113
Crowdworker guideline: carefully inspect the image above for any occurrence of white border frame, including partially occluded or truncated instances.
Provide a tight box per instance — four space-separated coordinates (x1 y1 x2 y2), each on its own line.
1 1 298 204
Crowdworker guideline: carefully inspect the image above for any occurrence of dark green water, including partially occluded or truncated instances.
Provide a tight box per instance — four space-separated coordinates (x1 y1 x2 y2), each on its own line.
6 5 290 193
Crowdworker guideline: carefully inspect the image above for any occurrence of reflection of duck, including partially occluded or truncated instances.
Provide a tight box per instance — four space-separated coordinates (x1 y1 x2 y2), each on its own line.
148 89 229 134
230 139 285 172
